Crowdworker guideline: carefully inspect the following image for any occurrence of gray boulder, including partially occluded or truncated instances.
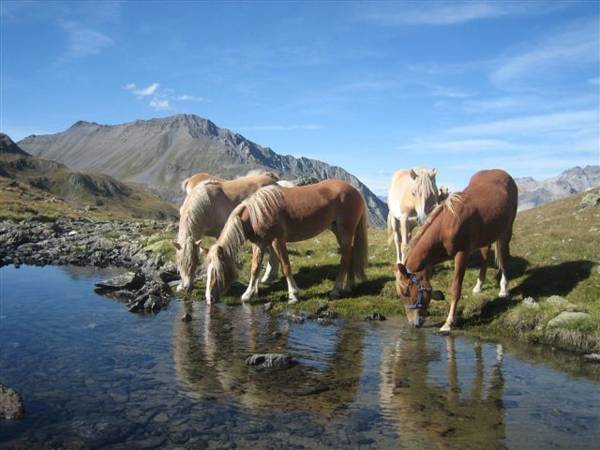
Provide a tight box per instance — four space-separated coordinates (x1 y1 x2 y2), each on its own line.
94 271 145 291
580 191 600 209
547 311 591 328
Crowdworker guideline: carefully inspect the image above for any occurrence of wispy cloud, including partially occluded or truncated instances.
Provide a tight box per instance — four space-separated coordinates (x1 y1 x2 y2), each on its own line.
589 77 600 86
360 1 541 26
492 20 599 85
123 82 205 110
238 124 323 131
450 109 599 135
61 21 114 58
149 98 171 111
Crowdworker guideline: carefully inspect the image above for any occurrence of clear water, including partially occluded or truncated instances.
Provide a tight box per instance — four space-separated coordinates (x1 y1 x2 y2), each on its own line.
1 265 599 449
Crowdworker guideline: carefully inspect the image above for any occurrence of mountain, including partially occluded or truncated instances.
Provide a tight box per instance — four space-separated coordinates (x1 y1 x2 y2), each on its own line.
18 114 388 226
0 133 177 220
516 165 600 210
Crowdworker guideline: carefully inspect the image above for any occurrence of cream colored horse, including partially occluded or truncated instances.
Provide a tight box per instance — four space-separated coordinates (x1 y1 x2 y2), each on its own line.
181 172 225 194
204 180 369 304
387 168 439 263
174 174 279 292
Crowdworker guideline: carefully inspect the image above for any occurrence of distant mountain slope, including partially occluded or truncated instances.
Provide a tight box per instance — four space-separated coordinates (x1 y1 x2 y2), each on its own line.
0 133 177 220
516 165 600 210
18 114 388 226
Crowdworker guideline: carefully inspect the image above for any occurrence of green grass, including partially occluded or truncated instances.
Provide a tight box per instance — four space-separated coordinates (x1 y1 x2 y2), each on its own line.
132 189 600 353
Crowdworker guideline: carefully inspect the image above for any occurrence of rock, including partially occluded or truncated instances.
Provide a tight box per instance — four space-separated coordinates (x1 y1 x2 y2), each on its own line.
263 302 273 312
522 297 539 308
245 353 295 369
316 317 333 326
364 312 386 321
547 311 591 328
545 295 569 308
580 192 600 209
0 383 25 420
181 312 192 322
95 271 145 291
583 353 600 363
284 311 305 324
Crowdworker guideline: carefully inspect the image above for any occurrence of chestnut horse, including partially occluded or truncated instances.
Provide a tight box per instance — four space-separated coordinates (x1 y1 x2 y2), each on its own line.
204 180 369 304
387 168 439 263
181 172 225 194
174 174 279 292
394 169 518 332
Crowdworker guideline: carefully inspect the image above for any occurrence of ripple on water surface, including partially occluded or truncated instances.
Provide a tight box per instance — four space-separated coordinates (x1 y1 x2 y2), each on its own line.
0 265 599 449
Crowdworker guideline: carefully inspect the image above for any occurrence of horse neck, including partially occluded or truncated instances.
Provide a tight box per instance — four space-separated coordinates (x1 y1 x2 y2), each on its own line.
406 217 444 273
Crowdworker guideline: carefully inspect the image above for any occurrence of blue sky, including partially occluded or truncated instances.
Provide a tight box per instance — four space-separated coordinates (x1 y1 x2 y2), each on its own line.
1 1 599 194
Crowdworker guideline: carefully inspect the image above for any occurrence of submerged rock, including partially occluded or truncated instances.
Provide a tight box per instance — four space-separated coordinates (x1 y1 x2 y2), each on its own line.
181 312 192 322
0 383 25 420
245 353 295 369
547 311 591 328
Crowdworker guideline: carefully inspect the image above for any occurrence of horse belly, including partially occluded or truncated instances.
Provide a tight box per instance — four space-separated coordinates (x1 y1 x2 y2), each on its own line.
285 209 337 242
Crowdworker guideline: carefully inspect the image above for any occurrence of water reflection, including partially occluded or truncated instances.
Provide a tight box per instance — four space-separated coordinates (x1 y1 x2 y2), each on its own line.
173 301 365 416
380 332 506 448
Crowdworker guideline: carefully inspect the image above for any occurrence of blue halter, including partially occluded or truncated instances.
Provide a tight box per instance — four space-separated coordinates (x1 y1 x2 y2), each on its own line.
405 270 431 310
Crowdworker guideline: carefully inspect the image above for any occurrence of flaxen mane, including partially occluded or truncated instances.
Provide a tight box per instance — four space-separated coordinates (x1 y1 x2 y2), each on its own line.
407 192 463 252
413 168 438 203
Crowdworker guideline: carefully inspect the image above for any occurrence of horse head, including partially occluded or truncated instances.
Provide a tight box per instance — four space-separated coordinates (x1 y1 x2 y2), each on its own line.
174 238 205 293
410 168 439 224
394 263 444 328
205 244 238 304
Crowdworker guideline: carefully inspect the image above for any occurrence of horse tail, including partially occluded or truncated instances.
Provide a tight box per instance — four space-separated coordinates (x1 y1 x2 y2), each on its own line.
351 206 369 282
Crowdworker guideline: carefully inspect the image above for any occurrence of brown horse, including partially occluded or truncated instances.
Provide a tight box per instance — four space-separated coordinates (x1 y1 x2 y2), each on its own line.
394 169 518 332
174 173 279 292
204 180 369 304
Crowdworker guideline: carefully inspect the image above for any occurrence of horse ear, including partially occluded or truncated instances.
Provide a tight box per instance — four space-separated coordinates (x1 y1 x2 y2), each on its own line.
431 290 445 300
396 263 409 277
410 169 417 179
173 241 181 250
430 168 437 177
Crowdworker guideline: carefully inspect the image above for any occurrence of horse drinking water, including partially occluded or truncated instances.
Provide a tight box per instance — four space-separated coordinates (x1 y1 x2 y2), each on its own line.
204 180 369 304
394 169 518 332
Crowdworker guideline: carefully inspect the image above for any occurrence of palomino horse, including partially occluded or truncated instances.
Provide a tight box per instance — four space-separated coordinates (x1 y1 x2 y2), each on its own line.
394 169 518 332
181 172 225 194
174 173 280 292
204 180 368 304
387 168 439 263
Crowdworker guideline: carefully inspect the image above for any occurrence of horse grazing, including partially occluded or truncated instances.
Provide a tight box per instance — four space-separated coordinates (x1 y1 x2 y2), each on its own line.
174 173 279 292
204 180 369 304
394 169 518 332
181 172 225 194
387 168 439 263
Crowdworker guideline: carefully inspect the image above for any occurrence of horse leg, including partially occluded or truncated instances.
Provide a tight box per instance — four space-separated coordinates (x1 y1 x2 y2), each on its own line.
241 245 264 302
472 246 490 294
496 239 510 298
399 213 409 263
272 238 299 304
391 216 402 264
331 222 354 298
260 244 280 284
441 251 467 333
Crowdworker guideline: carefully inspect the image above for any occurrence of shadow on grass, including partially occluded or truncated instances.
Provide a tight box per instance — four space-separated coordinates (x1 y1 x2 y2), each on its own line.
514 260 595 298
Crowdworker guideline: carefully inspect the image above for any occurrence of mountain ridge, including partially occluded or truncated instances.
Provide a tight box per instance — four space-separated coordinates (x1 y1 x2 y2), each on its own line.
18 114 388 226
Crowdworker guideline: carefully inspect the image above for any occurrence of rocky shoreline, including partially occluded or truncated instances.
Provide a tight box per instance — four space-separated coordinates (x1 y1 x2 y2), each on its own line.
0 218 179 313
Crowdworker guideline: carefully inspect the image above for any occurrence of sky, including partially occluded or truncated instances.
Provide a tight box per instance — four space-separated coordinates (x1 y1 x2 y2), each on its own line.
1 1 599 195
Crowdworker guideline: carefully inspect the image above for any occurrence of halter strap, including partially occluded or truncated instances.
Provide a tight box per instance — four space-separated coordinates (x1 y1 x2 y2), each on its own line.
405 269 431 310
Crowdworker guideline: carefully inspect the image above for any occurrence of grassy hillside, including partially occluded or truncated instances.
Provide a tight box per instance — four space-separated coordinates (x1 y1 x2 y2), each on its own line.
0 153 178 221
147 189 599 353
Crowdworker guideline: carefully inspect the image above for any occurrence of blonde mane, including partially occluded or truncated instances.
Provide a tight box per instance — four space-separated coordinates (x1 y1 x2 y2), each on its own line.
413 168 438 205
206 185 285 288
407 192 463 251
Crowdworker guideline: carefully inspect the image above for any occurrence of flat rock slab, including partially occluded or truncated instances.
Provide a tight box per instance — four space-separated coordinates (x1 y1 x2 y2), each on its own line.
545 295 569 308
547 311 591 328
245 353 295 369
0 383 25 420
583 353 600 363
95 272 145 291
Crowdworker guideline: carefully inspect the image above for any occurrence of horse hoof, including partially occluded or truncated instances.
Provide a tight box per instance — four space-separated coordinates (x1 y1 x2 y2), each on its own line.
438 325 451 335
288 297 299 304
498 291 510 298
472 287 481 294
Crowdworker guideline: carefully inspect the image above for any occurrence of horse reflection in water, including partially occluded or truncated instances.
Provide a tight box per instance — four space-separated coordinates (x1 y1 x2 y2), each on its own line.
379 333 506 449
173 302 365 415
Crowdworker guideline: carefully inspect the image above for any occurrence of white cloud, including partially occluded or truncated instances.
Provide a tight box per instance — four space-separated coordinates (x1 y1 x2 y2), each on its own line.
61 21 114 58
360 1 538 26
149 98 171 111
449 109 599 136
176 94 205 102
492 20 599 85
125 82 160 98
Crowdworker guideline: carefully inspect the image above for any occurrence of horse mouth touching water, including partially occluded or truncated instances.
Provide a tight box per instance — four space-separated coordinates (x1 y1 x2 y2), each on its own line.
394 169 518 331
